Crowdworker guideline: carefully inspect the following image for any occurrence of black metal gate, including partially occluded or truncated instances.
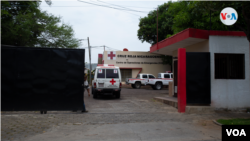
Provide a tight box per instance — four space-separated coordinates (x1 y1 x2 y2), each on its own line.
1 46 85 111
186 52 211 105
173 60 178 97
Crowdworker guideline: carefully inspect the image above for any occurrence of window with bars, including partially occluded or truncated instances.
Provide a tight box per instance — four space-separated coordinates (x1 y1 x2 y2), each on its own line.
214 53 245 79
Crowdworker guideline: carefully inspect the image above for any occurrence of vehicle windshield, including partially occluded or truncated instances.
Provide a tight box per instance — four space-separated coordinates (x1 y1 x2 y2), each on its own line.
97 69 119 78
164 74 170 78
97 69 105 78
106 69 119 78
149 75 155 78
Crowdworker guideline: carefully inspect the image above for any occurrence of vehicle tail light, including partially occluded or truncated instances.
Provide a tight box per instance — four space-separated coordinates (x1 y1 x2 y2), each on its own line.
120 83 122 88
94 82 96 88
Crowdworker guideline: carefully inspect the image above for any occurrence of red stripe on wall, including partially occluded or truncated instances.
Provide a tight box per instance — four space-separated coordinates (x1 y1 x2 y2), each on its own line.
177 48 186 113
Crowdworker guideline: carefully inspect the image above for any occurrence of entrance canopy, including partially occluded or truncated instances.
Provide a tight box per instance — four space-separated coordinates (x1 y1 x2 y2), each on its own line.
150 28 246 55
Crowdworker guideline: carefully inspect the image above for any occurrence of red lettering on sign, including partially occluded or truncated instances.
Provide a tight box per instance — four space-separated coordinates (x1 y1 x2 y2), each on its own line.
110 79 116 85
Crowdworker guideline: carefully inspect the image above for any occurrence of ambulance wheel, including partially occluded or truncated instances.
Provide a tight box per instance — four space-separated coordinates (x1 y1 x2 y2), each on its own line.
44 111 47 114
116 92 120 98
135 82 141 89
131 84 135 88
154 82 163 90
40 111 43 114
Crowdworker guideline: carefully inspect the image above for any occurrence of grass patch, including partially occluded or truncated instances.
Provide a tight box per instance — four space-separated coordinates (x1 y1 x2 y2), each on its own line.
217 118 250 125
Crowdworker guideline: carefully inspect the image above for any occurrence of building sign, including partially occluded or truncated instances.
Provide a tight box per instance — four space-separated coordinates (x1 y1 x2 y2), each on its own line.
108 53 164 65
116 61 164 64
117 54 161 58
108 51 116 60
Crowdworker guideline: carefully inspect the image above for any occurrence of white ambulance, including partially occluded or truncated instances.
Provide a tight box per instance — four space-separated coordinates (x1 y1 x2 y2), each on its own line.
92 64 122 99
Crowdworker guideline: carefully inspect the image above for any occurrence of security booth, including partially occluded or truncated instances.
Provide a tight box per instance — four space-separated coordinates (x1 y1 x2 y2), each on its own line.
1 45 85 112
150 28 250 111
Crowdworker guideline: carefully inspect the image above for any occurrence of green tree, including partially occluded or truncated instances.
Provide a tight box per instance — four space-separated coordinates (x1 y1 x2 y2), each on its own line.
1 1 81 48
137 2 174 45
137 1 250 43
168 1 225 34
1 1 42 46
35 11 81 48
193 1 250 42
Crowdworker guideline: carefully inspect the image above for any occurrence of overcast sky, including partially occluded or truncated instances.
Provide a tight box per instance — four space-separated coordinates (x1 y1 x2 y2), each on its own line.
40 0 172 63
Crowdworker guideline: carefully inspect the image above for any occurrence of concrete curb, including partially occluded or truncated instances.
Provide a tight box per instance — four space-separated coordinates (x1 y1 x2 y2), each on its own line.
213 120 222 126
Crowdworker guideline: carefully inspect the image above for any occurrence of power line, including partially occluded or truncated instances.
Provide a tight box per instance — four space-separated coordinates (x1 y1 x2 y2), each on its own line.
3 5 155 9
77 0 148 13
81 45 121 51
92 0 143 17
95 0 138 12
105 46 121 51
87 0 156 9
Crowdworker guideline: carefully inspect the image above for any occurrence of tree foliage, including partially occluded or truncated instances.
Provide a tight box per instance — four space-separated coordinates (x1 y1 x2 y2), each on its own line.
193 1 250 42
137 2 174 45
137 1 250 44
137 1 250 68
1 1 81 48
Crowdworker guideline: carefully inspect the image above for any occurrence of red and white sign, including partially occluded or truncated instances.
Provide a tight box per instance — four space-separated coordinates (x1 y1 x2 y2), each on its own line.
98 69 102 73
114 69 117 73
107 51 116 60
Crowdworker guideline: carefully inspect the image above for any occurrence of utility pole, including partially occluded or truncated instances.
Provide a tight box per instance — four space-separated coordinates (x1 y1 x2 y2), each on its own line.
104 45 105 51
157 8 159 50
87 37 92 85
210 10 211 31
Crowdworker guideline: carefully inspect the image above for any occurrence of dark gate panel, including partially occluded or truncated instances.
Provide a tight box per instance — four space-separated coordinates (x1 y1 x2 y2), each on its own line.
173 60 178 97
1 46 85 111
186 52 210 105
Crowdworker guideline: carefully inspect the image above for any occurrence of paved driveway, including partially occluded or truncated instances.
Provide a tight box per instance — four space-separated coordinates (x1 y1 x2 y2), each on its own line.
1 86 249 141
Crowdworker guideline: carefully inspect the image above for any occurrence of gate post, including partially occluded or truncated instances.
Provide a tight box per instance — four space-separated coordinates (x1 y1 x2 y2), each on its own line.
177 48 186 113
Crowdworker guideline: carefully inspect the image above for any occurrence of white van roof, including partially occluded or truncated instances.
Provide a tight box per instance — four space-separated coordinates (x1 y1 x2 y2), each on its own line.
96 64 119 69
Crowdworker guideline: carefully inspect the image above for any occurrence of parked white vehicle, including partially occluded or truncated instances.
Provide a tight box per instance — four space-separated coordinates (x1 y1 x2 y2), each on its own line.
92 64 122 98
126 73 156 89
146 72 173 90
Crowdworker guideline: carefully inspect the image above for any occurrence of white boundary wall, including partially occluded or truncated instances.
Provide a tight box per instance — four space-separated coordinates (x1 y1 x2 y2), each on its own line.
209 36 250 109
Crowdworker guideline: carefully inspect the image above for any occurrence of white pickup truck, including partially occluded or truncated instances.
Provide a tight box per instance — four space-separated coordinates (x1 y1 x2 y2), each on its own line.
146 73 173 90
126 73 156 89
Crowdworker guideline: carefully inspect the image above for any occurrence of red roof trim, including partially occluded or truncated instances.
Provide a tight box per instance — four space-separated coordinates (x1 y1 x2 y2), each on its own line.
150 28 246 53
98 66 115 68
97 64 114 66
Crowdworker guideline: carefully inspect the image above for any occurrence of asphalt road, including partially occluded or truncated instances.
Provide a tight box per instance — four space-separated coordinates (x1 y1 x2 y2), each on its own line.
1 86 249 141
